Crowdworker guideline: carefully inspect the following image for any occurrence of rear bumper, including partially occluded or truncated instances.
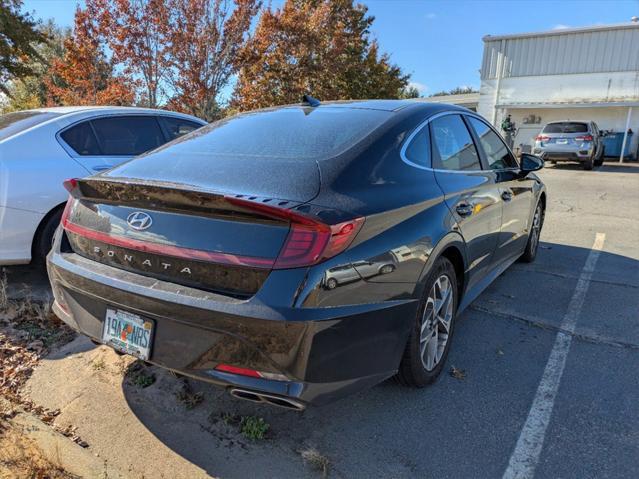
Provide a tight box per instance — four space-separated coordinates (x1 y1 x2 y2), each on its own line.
534 148 594 161
47 250 417 407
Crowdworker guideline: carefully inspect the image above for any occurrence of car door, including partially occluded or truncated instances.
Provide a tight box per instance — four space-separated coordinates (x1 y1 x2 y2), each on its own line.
591 122 603 157
430 113 503 293
465 115 535 265
59 115 166 173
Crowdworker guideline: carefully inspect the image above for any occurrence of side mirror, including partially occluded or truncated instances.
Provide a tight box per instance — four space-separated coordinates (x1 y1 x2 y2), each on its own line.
520 153 544 173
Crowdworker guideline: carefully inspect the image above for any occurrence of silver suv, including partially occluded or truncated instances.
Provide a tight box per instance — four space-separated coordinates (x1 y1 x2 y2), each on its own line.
533 121 604 170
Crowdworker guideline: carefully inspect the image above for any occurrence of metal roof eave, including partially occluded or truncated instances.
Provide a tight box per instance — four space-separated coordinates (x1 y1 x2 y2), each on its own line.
496 101 639 110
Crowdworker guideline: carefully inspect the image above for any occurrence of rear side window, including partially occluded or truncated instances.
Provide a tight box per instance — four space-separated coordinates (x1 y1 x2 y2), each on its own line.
542 122 588 133
430 115 481 171
91 116 164 155
403 125 431 167
467 117 518 170
60 121 101 155
0 111 61 142
161 117 202 141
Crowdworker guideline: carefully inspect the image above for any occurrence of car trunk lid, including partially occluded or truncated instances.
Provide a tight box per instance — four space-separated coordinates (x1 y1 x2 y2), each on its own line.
61 176 363 298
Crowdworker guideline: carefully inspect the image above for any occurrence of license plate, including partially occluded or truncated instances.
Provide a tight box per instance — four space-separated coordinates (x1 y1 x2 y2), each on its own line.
102 308 154 360
557 138 568 144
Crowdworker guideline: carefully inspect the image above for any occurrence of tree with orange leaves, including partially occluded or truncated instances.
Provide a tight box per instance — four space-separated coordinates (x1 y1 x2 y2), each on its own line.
85 0 172 109
165 0 261 120
46 6 134 106
232 0 409 111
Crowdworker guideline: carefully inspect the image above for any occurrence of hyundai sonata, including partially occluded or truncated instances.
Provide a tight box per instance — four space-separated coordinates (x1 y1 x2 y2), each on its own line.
48 100 545 410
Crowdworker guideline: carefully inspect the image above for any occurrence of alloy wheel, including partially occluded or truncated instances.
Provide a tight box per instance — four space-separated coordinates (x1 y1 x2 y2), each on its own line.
530 206 541 253
420 274 454 371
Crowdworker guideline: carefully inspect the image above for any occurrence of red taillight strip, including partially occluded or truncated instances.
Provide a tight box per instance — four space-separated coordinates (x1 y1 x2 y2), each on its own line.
226 196 365 269
62 218 275 269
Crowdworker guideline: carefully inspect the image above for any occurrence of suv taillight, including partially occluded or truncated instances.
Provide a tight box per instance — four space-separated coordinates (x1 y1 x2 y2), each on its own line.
575 135 593 142
535 135 550 141
226 197 365 269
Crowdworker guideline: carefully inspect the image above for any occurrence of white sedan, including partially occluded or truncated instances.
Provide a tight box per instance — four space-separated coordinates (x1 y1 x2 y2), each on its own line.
0 106 207 265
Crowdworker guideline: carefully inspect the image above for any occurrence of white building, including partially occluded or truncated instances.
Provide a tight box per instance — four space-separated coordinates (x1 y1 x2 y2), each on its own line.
478 21 639 159
420 92 480 111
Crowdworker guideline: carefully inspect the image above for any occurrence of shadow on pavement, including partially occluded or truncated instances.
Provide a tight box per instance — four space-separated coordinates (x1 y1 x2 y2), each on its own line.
117 240 638 478
548 161 639 174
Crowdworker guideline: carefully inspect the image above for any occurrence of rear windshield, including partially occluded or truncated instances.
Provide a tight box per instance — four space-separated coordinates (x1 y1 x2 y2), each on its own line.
0 111 61 141
542 122 588 134
148 107 391 160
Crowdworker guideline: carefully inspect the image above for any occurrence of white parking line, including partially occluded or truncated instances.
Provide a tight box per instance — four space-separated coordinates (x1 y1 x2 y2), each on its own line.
503 233 606 479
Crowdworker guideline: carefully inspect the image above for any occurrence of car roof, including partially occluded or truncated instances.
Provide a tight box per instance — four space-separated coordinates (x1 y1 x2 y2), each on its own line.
288 99 469 114
546 120 590 124
16 106 206 123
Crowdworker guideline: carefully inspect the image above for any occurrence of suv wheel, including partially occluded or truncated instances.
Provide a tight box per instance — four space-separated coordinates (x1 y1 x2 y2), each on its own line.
583 156 594 170
396 256 457 387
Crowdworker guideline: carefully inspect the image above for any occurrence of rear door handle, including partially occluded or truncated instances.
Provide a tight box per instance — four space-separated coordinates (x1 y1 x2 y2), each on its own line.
501 190 513 202
455 202 474 217
92 165 112 172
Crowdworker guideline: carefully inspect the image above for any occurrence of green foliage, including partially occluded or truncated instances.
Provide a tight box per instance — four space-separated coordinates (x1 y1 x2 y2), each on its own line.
239 416 270 440
429 86 478 97
0 0 48 97
399 85 421 99
2 21 70 112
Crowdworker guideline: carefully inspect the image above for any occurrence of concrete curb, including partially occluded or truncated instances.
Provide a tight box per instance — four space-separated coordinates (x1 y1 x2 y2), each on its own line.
10 412 127 479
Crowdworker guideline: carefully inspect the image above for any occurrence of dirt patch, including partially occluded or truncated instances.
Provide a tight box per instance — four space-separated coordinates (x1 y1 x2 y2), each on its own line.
0 424 79 479
0 273 78 477
0 283 75 406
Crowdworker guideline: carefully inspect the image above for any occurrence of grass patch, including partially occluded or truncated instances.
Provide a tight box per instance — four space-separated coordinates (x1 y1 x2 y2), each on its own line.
300 447 330 477
126 362 156 388
176 381 203 410
239 416 269 441
91 358 106 371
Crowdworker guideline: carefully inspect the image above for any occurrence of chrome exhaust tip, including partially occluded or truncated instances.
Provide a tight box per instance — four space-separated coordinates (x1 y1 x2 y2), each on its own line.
229 388 306 411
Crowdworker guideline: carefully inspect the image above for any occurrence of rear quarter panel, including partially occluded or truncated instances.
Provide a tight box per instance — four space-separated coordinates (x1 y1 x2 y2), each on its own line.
0 124 90 263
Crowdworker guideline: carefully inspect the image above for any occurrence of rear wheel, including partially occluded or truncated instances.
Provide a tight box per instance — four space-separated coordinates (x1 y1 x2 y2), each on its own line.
520 202 543 263
32 207 63 264
396 257 457 387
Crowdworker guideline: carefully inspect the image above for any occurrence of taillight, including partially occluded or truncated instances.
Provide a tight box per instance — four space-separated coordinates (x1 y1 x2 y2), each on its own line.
575 135 593 142
226 197 365 269
535 135 550 141
63 178 78 193
61 178 79 225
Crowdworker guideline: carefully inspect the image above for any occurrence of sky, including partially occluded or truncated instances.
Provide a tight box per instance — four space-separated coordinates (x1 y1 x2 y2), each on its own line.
21 0 639 97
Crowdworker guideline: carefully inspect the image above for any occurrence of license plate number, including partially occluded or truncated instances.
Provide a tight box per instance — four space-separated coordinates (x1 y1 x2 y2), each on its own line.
557 138 568 144
102 309 153 360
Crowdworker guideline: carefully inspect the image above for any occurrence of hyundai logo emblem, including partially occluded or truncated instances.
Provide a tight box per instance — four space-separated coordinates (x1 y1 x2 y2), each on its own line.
126 211 153 231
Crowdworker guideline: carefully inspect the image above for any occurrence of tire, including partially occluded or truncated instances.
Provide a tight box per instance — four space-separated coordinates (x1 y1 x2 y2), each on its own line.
583 156 594 170
396 256 458 387
520 202 543 263
379 264 395 275
32 207 64 264
594 146 604 167
325 278 338 290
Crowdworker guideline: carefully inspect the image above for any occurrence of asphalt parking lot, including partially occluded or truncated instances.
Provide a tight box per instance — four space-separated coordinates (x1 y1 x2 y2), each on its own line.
3 162 639 478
